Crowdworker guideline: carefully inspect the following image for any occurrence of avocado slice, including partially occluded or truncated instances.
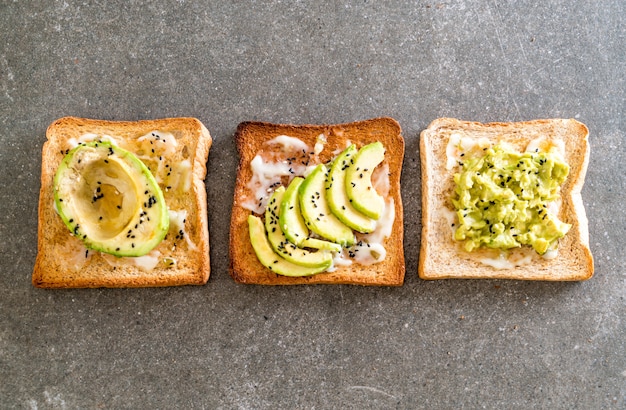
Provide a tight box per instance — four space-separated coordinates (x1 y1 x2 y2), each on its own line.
299 164 355 246
265 187 333 268
279 177 342 252
248 215 331 276
326 144 376 233
345 142 386 220
54 141 169 257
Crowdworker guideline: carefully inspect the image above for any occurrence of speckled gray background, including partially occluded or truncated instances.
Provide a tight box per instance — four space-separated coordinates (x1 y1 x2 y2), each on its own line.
1 1 624 409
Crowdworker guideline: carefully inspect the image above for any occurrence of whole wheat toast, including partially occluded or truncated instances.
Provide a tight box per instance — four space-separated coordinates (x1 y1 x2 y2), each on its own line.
229 117 405 285
33 116 212 288
419 118 593 280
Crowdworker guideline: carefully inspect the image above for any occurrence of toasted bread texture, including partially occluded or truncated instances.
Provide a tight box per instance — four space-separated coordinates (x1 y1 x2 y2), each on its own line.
419 118 593 281
33 117 212 288
230 117 405 285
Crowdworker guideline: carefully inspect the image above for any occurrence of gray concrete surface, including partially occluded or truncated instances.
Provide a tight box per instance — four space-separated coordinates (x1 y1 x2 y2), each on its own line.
1 1 624 408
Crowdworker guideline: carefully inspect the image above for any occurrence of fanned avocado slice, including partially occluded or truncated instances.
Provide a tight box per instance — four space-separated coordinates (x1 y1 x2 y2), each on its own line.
279 177 342 252
299 164 355 246
265 187 333 268
54 141 169 257
345 142 385 220
248 215 331 277
326 144 376 233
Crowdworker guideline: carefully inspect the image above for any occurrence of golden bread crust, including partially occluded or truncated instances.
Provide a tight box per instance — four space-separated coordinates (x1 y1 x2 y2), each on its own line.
229 117 405 285
419 117 593 281
33 116 212 288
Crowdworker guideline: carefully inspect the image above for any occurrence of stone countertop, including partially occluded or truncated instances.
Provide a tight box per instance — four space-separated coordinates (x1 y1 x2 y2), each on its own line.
1 1 624 408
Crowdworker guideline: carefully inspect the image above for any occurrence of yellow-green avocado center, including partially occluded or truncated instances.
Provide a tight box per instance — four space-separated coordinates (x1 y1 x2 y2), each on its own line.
452 144 571 254
54 141 169 257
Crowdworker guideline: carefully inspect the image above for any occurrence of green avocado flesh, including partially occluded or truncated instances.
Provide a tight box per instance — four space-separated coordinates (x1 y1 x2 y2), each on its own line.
248 141 392 277
265 187 333 268
54 141 169 257
452 145 571 255
299 164 355 246
345 142 385 220
279 177 341 252
248 215 331 276
326 144 376 233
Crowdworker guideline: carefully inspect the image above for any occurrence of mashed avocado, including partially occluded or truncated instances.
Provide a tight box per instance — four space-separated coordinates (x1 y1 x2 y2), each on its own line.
452 144 571 255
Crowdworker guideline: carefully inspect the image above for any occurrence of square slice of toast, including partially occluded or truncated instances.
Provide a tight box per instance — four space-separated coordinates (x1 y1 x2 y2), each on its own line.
419 118 593 281
230 117 405 285
33 116 212 288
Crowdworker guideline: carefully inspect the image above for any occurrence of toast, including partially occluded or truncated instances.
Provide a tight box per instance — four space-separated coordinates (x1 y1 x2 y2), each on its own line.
33 116 212 288
229 117 405 285
419 117 593 280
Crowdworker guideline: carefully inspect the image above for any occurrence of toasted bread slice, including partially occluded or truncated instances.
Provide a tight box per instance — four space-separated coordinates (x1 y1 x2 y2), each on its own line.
419 118 593 280
33 116 212 288
230 117 405 285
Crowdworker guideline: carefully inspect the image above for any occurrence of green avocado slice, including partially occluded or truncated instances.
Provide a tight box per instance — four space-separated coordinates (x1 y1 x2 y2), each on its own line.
54 141 169 257
299 164 355 246
248 215 331 277
345 142 385 220
279 177 342 252
326 144 376 233
278 178 309 245
265 186 333 268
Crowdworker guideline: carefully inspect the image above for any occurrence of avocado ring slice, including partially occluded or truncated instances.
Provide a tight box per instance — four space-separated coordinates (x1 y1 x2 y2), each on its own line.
54 141 169 257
